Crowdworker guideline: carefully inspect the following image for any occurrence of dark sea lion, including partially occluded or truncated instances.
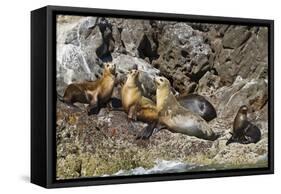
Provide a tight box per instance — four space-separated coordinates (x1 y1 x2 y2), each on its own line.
58 63 116 115
226 105 261 145
154 76 218 141
177 94 217 122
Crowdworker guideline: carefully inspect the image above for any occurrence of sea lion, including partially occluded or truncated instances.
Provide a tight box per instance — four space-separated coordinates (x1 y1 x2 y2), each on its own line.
154 76 218 140
58 63 116 115
177 94 217 122
137 93 217 140
121 69 158 126
226 105 261 145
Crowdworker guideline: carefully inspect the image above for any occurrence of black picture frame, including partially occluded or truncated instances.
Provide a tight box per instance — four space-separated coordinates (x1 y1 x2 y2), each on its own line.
31 5 274 188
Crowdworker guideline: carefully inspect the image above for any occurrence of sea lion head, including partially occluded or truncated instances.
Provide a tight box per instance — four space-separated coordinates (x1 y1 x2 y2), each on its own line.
131 64 138 70
128 69 139 79
125 69 139 86
238 105 248 115
155 76 170 89
104 63 116 75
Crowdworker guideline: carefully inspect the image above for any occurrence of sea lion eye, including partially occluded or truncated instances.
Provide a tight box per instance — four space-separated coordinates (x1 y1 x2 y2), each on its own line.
160 78 163 82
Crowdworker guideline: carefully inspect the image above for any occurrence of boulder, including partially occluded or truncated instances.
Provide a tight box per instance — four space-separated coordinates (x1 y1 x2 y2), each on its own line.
212 26 268 85
112 54 159 96
215 76 268 118
198 71 221 94
108 18 159 61
153 23 212 94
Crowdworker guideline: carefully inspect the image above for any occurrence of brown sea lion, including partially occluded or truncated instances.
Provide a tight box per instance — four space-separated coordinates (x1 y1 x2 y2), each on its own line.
226 105 261 145
58 63 116 115
154 76 218 140
121 69 158 128
137 93 218 140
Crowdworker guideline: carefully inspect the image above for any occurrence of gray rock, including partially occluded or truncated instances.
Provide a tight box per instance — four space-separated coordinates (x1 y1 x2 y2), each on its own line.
198 71 221 93
153 23 212 94
112 54 159 96
222 26 252 49
215 76 268 118
57 17 104 84
212 26 268 85
108 18 159 61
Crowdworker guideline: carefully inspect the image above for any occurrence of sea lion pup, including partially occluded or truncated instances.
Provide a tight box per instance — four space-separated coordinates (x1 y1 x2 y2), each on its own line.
154 76 218 141
226 105 261 145
121 69 158 130
177 94 217 122
58 63 116 115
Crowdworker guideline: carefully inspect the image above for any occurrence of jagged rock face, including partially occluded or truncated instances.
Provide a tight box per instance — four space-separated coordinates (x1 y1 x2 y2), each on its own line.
215 76 268 118
112 18 160 61
57 16 102 87
153 23 212 93
198 71 221 94
206 25 268 85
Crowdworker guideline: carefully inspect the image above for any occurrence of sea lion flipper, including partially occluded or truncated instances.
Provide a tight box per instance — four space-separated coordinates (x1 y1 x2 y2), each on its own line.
110 97 122 108
128 104 138 121
87 92 99 115
226 136 235 145
136 122 157 140
64 102 82 111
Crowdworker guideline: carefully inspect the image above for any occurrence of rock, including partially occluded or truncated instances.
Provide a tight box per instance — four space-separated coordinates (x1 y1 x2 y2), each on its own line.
118 19 158 60
212 138 268 166
112 54 159 75
212 26 268 85
57 17 103 85
222 26 252 49
215 76 268 118
198 71 221 94
57 17 118 86
57 154 82 179
112 54 159 96
153 23 212 94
